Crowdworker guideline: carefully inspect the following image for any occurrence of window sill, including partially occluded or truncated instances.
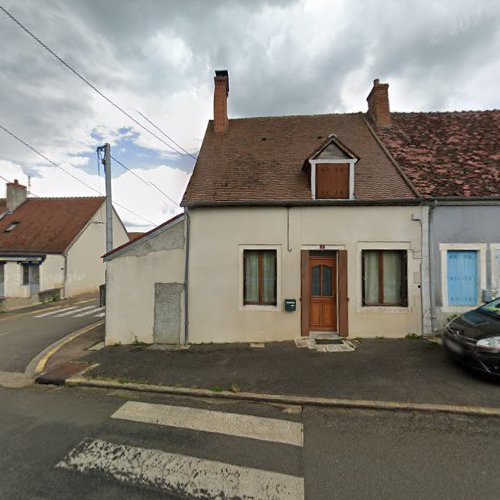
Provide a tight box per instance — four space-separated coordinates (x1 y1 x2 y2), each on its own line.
359 305 410 314
241 304 281 312
441 305 479 314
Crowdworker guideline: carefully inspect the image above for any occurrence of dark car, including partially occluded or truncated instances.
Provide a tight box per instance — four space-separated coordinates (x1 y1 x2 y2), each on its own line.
443 297 500 378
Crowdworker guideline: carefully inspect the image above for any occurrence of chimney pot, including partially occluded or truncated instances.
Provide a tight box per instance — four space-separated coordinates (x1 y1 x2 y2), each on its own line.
213 69 229 133
6 179 27 212
367 78 391 128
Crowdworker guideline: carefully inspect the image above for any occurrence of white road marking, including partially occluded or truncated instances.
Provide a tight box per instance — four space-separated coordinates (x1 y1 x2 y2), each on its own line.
55 306 96 317
94 312 105 318
73 307 104 318
57 438 304 499
112 401 303 447
34 306 79 318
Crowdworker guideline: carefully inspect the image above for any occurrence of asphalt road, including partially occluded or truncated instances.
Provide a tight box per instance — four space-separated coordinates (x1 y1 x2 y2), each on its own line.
0 299 103 374
1 385 500 499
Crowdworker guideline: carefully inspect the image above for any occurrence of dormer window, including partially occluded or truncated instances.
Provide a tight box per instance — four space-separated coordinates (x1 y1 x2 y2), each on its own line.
305 136 358 200
4 222 19 233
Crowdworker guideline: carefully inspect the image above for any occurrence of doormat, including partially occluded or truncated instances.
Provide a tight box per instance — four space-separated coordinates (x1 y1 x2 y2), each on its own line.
315 339 344 345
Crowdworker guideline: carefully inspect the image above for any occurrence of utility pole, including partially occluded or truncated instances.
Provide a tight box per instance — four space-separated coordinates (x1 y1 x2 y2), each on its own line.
97 143 113 253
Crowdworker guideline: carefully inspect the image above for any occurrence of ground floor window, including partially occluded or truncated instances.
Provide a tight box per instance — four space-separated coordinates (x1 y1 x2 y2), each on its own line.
22 263 40 287
243 250 277 306
446 250 478 306
362 250 407 306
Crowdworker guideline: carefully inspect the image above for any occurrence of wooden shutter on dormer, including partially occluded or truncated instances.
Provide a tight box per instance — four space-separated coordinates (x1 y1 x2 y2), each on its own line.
316 163 349 199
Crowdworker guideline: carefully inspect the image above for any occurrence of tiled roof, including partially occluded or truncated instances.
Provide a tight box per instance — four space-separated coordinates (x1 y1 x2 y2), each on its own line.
128 232 144 241
374 111 500 198
0 197 105 254
182 113 416 205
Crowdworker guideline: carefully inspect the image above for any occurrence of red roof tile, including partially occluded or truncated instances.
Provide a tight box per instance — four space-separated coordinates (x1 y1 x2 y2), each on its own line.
374 111 500 198
182 113 416 205
0 197 105 254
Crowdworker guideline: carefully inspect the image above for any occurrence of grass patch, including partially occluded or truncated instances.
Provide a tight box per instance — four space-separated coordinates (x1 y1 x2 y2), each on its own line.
209 385 224 392
405 333 421 340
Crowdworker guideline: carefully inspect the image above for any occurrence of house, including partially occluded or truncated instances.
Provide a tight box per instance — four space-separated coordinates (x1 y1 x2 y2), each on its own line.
0 179 129 309
372 102 500 331
104 71 429 345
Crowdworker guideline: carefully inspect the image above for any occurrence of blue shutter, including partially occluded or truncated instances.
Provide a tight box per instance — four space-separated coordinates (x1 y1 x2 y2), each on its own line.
447 250 478 306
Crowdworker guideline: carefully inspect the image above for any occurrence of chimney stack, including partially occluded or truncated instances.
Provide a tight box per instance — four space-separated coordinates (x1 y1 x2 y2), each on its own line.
6 179 27 212
213 69 229 133
367 78 391 128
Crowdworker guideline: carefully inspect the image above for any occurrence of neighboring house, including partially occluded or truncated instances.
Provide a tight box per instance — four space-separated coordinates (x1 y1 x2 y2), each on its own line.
373 102 500 331
0 179 129 309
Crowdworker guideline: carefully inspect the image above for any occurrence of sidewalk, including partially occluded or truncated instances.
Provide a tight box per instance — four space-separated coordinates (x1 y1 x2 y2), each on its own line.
41 326 500 410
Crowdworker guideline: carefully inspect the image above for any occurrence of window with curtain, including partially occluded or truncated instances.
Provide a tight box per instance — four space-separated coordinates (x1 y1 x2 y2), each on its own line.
362 250 407 306
243 250 277 305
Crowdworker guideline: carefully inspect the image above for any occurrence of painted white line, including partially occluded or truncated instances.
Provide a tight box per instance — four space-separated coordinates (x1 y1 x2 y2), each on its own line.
34 306 79 318
94 312 105 318
112 401 303 447
57 438 304 499
73 306 104 318
55 306 96 317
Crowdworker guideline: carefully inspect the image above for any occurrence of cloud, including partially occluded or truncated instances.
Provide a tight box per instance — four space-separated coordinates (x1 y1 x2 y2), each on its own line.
0 0 498 230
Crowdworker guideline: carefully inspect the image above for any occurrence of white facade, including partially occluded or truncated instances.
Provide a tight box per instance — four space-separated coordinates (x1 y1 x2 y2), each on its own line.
0 203 129 308
105 217 185 345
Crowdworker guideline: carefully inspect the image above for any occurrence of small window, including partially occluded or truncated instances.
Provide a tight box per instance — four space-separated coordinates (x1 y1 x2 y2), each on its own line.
243 250 277 306
362 250 407 306
22 263 40 286
4 222 19 232
316 163 349 199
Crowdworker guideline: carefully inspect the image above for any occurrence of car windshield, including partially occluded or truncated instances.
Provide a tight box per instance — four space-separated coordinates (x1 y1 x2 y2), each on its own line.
478 297 500 319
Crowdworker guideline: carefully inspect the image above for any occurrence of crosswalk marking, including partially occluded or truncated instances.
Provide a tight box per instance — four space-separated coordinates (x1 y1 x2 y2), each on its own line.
34 306 79 318
73 306 104 318
57 438 304 499
112 401 304 447
55 306 96 317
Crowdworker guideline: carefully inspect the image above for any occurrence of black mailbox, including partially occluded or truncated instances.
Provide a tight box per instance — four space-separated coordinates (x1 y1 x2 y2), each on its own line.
284 299 296 312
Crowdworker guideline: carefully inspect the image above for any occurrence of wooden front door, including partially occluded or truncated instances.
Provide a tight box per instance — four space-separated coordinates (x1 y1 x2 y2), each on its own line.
309 256 337 331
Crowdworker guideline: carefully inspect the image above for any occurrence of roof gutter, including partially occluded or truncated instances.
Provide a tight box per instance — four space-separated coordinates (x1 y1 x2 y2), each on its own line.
182 198 426 208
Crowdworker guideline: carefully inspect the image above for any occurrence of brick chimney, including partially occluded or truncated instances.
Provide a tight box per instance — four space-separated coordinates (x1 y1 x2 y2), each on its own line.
213 69 229 133
6 179 27 212
367 78 391 128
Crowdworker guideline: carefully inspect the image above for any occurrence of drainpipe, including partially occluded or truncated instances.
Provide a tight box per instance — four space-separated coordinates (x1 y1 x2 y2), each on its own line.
428 200 437 334
183 208 190 344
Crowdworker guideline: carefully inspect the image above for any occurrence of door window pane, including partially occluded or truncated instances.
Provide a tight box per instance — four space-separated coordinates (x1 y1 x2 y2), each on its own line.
311 265 321 296
31 264 40 285
322 265 332 296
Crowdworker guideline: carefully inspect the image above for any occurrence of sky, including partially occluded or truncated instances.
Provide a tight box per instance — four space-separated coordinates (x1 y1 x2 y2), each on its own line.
0 0 498 231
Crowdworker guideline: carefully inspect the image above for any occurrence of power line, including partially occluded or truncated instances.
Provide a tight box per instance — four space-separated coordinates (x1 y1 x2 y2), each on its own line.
0 3 195 161
0 173 38 197
137 111 197 160
110 155 179 207
0 122 156 226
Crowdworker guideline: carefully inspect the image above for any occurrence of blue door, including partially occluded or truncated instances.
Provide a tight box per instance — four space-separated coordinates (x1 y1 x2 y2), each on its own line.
447 250 478 306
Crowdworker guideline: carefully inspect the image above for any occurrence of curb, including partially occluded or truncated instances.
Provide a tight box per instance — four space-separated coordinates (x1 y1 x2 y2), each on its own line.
66 376 500 418
27 320 104 377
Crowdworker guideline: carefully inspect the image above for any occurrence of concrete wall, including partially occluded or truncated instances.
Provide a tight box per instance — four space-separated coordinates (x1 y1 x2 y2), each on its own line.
65 204 129 297
430 204 500 329
188 206 423 343
105 220 185 345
